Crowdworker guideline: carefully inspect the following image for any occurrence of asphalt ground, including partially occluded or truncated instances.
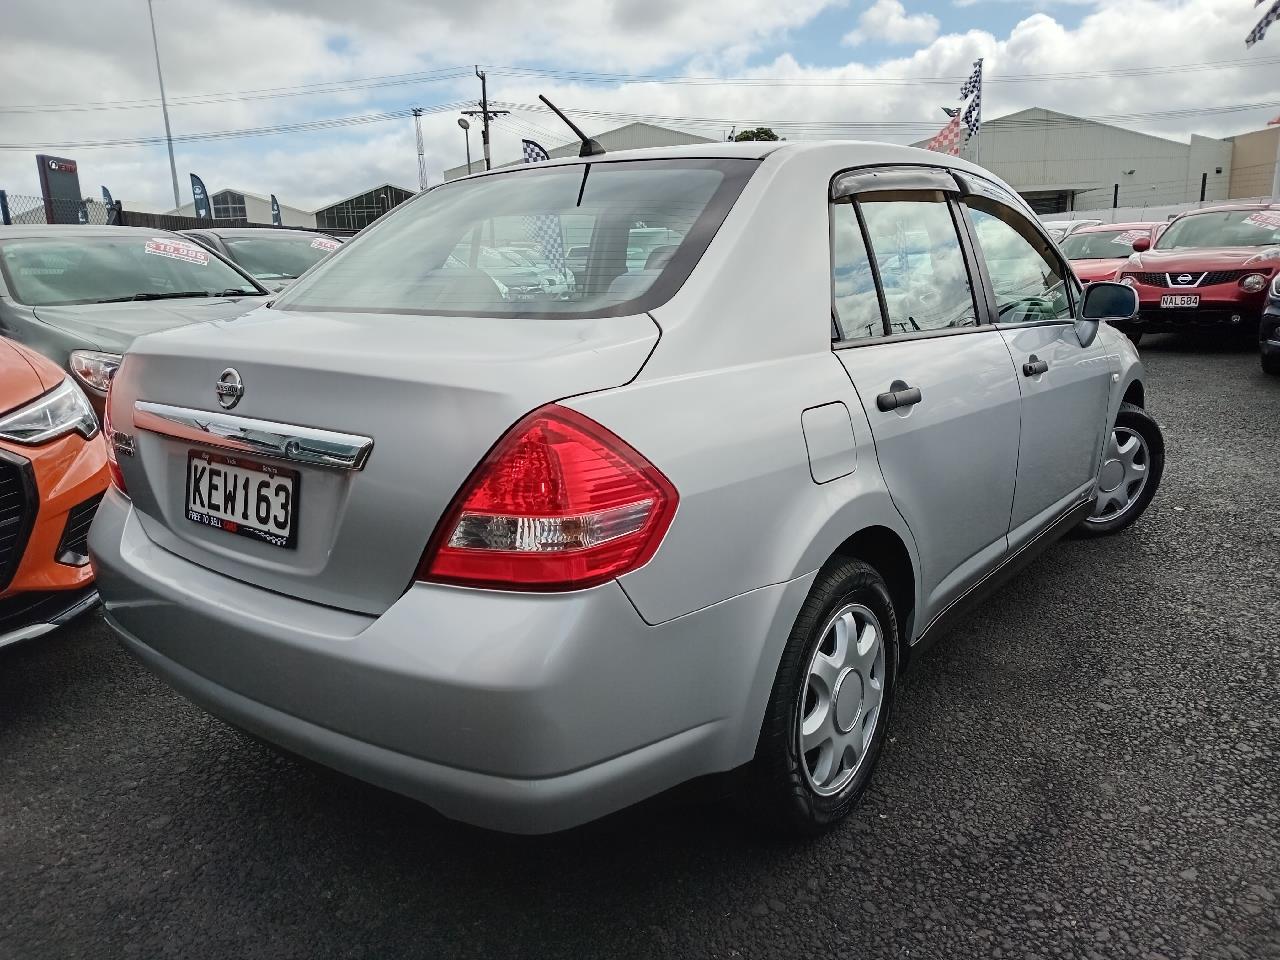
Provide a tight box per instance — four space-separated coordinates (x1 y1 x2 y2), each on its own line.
2 334 1277 960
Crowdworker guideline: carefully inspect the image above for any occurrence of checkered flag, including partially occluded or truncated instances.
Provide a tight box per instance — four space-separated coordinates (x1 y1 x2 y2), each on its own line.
959 59 983 100
1246 0 1280 47
520 139 566 274
962 85 982 139
924 112 965 156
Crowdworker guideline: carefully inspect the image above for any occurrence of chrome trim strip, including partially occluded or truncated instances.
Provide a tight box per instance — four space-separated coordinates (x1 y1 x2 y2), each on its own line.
133 402 373 471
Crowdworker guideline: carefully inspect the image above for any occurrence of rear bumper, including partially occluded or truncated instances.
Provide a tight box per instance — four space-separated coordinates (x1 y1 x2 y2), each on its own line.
88 489 809 833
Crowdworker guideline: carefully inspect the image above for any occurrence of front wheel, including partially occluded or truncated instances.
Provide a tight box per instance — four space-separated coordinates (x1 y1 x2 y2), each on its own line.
743 559 899 836
1076 402 1164 537
1262 352 1280 376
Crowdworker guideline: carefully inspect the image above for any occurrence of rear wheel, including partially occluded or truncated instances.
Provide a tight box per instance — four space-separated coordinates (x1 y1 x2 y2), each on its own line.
1076 402 1164 537
744 559 899 836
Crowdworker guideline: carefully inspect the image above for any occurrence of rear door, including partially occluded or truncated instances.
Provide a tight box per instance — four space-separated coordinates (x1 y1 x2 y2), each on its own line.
957 179 1112 547
829 167 1021 618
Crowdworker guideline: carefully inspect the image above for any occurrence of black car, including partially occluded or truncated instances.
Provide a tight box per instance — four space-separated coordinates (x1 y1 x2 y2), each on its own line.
181 227 342 292
1261 274 1280 376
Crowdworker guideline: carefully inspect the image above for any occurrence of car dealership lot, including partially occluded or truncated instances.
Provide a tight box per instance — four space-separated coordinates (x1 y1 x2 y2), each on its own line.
2 337 1277 960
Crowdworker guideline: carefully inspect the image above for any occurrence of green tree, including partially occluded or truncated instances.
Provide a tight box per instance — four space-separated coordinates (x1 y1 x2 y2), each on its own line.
733 127 781 142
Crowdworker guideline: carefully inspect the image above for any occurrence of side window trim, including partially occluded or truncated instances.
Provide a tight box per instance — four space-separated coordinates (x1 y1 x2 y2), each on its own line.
851 200 892 339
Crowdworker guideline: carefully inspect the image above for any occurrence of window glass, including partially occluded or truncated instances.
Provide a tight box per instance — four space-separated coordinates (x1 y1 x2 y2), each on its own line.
966 201 1073 323
0 236 262 306
223 234 337 281
275 159 755 319
830 203 885 341
859 196 978 334
1156 209 1280 249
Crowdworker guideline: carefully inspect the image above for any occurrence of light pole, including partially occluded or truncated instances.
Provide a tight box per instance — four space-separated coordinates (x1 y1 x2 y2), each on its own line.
458 117 472 173
146 0 180 209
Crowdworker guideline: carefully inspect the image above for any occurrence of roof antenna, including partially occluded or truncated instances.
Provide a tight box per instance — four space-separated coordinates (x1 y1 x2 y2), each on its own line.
539 95 605 158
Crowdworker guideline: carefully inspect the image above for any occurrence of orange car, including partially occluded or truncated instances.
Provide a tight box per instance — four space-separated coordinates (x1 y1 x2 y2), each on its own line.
0 335 108 648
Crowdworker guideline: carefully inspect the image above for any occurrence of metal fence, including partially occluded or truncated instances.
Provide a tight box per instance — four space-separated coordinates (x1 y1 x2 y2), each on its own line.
0 192 119 226
1039 195 1277 225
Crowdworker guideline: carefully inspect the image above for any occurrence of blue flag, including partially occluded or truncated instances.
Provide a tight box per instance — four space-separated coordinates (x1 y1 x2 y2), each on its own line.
270 194 282 227
190 174 211 219
101 185 116 225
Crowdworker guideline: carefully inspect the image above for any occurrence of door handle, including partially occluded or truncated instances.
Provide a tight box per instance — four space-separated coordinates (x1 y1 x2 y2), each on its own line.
1023 355 1049 377
876 380 923 412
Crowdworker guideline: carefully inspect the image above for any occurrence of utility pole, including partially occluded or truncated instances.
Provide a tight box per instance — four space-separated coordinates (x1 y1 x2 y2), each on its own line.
412 107 428 191
146 0 180 209
461 67 509 171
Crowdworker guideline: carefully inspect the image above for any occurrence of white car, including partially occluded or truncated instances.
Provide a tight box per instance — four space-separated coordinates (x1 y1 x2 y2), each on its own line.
90 142 1163 835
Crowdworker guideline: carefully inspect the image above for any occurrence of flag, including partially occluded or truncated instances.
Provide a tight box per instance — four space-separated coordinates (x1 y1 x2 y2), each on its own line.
925 112 965 156
962 84 982 139
1269 114 1280 125
520 140 566 274
1246 0 1280 47
101 185 116 225
959 58 983 100
270 194 282 227
190 174 211 219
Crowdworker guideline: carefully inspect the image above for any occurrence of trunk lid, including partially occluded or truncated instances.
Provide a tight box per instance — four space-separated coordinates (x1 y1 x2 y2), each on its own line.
111 305 660 614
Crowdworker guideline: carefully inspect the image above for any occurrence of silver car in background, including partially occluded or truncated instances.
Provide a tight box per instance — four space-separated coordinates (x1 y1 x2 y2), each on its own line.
90 142 1164 835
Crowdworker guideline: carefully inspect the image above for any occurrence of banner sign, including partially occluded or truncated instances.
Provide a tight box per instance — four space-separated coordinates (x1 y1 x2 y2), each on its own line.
190 174 211 219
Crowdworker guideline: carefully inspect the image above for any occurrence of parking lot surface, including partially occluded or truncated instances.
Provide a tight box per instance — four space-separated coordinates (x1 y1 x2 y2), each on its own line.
2 336 1277 960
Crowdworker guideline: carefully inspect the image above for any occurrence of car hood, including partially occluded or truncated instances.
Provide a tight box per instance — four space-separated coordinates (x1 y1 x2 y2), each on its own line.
32 296 268 352
0 338 56 414
1128 246 1280 272
1070 258 1127 281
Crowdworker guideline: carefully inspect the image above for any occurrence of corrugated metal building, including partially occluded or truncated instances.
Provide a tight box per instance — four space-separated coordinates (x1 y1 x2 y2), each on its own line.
443 122 715 180
167 188 316 227
919 107 1234 214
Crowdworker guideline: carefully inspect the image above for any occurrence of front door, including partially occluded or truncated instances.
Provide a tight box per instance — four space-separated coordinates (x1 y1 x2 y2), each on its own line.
830 182 1021 620
960 191 1113 546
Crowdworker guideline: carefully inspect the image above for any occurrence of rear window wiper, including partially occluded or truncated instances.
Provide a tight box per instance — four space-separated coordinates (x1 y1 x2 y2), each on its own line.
94 290 260 303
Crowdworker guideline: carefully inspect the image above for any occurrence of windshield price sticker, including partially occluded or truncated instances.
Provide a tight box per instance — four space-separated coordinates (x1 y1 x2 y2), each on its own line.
311 237 340 252
1112 230 1146 246
145 238 210 265
1243 211 1280 230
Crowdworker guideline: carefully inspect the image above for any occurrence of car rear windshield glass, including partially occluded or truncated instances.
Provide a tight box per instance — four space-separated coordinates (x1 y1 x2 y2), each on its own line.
222 235 338 281
273 158 758 318
1156 210 1280 250
1060 230 1150 260
0 236 262 306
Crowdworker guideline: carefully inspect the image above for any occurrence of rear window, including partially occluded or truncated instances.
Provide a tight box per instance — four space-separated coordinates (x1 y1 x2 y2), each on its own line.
273 158 757 319
221 234 338 281
0 236 262 306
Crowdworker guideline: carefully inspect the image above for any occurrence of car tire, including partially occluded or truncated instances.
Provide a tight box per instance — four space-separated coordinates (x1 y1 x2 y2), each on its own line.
1262 353 1280 376
1075 401 1164 538
743 559 899 836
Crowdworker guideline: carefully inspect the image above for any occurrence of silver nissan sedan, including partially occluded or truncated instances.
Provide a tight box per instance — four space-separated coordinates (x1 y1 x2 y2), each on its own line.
89 141 1163 835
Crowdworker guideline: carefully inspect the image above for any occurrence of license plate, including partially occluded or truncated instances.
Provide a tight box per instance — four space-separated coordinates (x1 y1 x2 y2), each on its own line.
1160 295 1199 308
186 451 298 549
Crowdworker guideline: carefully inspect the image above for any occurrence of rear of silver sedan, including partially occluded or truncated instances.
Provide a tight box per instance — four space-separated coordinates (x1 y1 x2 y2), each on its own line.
87 153 805 832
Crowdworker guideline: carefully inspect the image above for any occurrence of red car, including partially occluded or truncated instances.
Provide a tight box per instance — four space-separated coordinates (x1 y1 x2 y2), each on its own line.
1060 222 1164 285
1114 202 1280 345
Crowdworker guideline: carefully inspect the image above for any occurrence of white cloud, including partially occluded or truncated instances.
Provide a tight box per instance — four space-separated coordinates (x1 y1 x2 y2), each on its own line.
0 0 1275 213
844 0 941 46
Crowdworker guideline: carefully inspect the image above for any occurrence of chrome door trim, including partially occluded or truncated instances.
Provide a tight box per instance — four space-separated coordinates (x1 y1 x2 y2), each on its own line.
133 401 373 471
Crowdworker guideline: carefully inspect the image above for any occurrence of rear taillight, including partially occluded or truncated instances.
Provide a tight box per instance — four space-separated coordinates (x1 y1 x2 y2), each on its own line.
103 371 127 495
417 404 678 591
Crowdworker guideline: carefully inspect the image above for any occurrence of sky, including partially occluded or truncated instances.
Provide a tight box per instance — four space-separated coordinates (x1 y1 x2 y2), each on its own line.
0 0 1277 213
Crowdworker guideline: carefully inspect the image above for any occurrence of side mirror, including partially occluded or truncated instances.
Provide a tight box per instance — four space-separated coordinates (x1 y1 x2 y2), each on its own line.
1076 281 1138 348
1131 236 1151 253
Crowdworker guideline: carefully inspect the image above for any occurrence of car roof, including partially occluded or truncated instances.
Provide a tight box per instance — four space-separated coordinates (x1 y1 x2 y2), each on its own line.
0 224 186 240
1072 221 1161 234
182 227 328 239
